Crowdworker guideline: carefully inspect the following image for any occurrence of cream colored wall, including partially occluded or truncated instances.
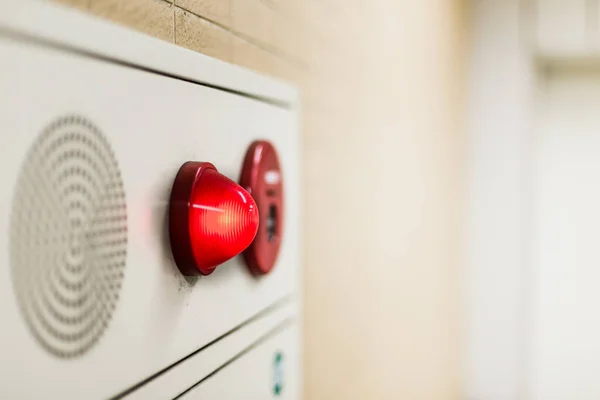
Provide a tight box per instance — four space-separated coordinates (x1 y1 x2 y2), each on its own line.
52 0 466 398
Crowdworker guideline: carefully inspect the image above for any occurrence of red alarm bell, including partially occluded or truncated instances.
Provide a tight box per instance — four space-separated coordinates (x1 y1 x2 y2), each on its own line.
240 141 284 275
169 162 259 276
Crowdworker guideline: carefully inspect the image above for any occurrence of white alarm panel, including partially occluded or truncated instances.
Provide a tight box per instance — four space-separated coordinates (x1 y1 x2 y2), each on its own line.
179 325 301 400
0 1 301 399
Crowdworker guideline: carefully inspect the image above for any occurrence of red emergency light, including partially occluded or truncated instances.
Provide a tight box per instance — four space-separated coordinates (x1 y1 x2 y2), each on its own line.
169 162 259 276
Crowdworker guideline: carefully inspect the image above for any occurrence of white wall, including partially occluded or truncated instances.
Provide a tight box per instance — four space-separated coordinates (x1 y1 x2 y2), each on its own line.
465 1 535 398
529 66 600 400
467 1 600 399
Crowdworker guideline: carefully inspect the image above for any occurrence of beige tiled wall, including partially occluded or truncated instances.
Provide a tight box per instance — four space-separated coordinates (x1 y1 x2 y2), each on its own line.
50 0 466 398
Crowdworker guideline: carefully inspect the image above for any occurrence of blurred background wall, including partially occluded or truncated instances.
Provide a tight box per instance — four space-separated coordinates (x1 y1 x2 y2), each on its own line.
50 0 467 397
467 2 600 399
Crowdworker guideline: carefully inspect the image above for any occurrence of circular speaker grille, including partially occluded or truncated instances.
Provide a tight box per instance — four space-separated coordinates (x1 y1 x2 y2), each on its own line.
10 116 127 358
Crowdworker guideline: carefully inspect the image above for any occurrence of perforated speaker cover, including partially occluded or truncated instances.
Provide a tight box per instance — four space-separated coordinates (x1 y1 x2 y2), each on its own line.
10 115 127 358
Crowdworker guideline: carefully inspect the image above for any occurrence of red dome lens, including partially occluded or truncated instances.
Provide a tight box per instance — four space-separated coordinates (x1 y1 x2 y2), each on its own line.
169 162 259 276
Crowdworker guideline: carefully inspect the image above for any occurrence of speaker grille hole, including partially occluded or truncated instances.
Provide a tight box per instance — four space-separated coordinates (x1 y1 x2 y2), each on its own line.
10 115 127 358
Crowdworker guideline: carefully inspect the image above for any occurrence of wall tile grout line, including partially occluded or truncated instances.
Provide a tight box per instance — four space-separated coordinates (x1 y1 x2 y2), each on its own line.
172 4 308 71
172 1 176 44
